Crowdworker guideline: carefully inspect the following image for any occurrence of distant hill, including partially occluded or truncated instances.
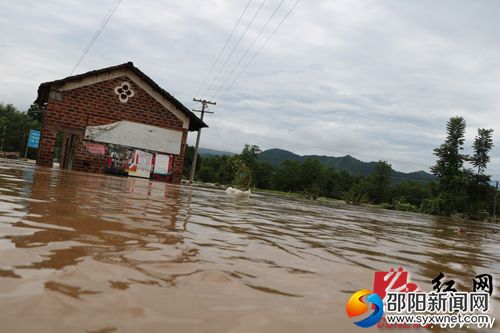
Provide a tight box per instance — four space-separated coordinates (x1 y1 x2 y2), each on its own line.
258 148 435 184
199 148 235 157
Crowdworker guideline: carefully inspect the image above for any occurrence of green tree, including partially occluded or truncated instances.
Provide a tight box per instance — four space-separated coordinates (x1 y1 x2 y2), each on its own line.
196 155 234 185
254 162 274 189
272 160 301 192
430 117 468 215
431 116 467 181
343 176 369 205
239 144 263 186
392 180 430 207
465 128 495 218
298 158 325 199
326 170 354 199
471 128 494 179
27 104 43 122
239 144 261 168
367 161 392 204
324 168 350 199
0 103 41 158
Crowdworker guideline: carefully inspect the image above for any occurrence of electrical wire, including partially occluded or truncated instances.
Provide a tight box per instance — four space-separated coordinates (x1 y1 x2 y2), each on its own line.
219 0 301 99
210 0 286 100
194 0 253 98
69 0 122 76
198 0 500 181
201 0 267 98
206 113 228 153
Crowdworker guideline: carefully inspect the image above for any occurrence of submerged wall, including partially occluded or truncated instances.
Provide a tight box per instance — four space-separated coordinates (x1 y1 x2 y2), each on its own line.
37 75 188 183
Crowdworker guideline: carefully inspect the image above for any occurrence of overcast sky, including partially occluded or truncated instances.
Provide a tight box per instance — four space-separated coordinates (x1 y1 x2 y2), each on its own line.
1 0 499 175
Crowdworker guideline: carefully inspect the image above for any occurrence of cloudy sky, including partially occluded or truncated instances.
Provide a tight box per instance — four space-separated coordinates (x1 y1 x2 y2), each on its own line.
1 0 499 176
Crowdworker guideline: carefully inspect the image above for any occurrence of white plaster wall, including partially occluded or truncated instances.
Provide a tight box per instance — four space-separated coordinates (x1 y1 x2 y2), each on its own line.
85 121 182 154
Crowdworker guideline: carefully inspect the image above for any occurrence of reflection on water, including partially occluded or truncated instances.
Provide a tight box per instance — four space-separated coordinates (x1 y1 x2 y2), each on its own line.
0 159 499 332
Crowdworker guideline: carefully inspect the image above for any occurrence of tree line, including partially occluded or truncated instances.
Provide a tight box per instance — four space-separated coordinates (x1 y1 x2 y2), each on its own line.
1 103 496 219
185 116 497 220
0 103 41 158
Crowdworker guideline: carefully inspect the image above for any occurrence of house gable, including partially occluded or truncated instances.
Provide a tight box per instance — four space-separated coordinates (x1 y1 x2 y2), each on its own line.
53 69 190 129
35 62 206 131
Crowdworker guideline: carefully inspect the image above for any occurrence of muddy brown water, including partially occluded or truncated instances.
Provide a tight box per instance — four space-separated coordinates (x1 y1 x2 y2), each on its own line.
0 158 498 333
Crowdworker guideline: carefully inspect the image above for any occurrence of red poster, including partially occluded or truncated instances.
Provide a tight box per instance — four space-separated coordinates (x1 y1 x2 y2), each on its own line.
85 143 106 155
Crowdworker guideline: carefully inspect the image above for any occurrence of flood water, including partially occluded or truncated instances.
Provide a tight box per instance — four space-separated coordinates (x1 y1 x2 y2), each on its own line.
0 158 499 333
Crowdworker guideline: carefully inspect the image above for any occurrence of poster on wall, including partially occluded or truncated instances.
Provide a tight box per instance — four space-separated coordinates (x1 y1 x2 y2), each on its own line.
153 154 172 175
128 150 153 178
85 142 106 155
106 144 131 176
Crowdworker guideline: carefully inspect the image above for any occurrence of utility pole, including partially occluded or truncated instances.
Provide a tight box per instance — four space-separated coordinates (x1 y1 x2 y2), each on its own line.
0 125 5 151
494 181 498 218
189 98 216 184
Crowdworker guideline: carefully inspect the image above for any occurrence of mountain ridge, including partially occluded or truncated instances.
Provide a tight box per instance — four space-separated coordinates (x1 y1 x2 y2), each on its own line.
198 148 235 157
258 148 435 184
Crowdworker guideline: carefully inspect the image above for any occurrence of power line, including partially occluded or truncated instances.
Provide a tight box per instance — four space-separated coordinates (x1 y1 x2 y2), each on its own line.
202 0 267 97
194 0 253 98
210 0 286 100
206 113 228 153
69 0 122 76
219 0 301 99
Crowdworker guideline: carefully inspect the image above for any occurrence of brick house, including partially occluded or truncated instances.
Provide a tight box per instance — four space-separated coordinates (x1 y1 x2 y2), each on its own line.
34 62 206 183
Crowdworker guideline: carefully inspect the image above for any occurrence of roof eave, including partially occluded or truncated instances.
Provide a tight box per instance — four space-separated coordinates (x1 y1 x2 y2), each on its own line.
33 62 208 130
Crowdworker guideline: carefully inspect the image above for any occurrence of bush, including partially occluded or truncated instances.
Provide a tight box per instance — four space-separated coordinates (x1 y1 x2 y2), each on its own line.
393 201 419 212
381 200 419 213
302 186 320 200
420 195 452 216
343 186 369 205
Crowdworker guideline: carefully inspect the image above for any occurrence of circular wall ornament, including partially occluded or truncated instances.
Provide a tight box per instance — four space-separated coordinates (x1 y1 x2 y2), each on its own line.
114 82 135 103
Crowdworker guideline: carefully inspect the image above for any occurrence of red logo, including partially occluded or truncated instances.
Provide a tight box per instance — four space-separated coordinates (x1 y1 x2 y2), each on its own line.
372 267 426 329
373 267 418 301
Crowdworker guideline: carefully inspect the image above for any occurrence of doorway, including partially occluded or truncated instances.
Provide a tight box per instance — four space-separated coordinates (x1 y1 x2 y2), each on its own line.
53 132 64 166
62 134 77 170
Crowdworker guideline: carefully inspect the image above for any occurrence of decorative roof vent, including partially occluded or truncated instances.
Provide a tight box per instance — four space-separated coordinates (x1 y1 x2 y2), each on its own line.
114 82 135 103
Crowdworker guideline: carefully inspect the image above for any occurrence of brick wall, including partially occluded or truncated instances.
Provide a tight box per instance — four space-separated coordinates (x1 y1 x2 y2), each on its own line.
38 127 57 167
37 75 189 183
